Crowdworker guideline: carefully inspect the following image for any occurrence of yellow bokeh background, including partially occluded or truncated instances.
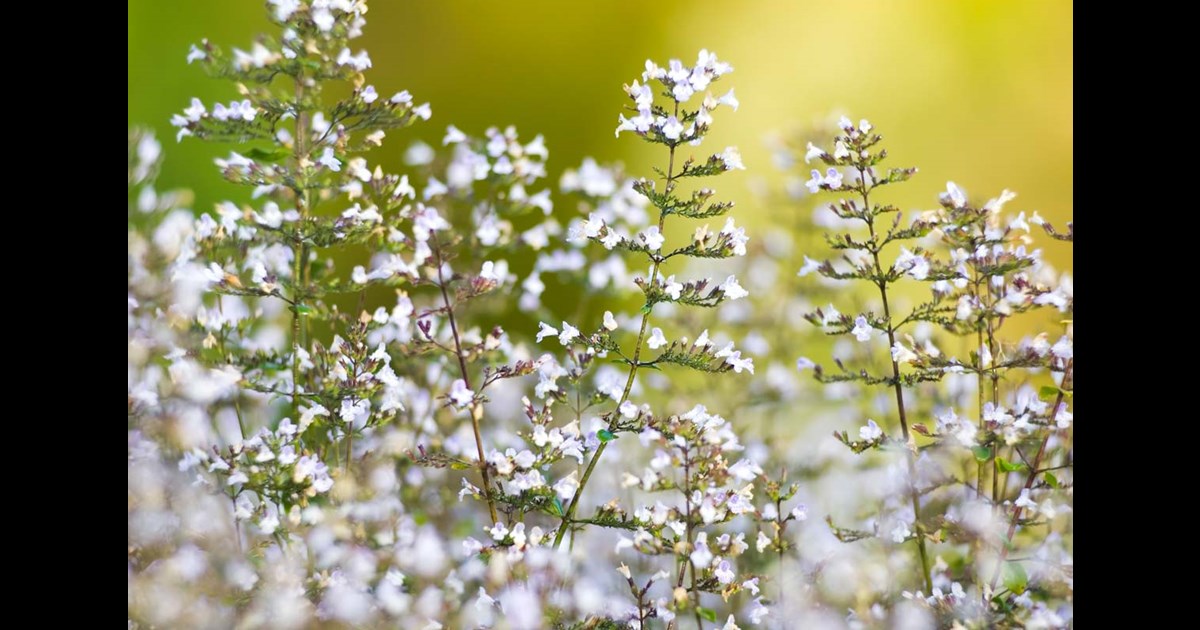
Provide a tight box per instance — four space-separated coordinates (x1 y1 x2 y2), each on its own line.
129 0 1072 272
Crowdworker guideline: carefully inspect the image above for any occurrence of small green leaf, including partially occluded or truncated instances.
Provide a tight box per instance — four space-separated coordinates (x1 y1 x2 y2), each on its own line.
1045 472 1060 489
244 146 292 162
698 607 717 623
597 429 616 442
972 446 992 462
1002 562 1028 594
294 304 313 315
640 303 653 315
1039 385 1060 399
996 457 1027 473
551 496 564 517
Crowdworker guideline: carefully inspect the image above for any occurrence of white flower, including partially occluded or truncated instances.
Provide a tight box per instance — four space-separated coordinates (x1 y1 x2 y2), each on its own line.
336 48 372 71
647 327 668 349
443 125 466 145
720 275 748 300
790 504 808 521
258 513 280 535
729 459 762 481
1014 488 1037 510
1050 336 1073 360
894 247 930 280
833 141 850 159
620 400 639 418
805 169 824 193
298 403 329 432
558 322 580 345
823 167 843 189
851 315 873 342
749 598 769 625
690 536 713 568
663 276 684 299
720 146 746 170
804 142 826 163
661 116 684 140
1009 211 1030 232
890 522 911 543
186 44 206 64
479 261 501 282
449 379 473 408
318 147 341 171
795 357 815 371
725 351 754 374
797 256 822 277
718 88 739 111
312 7 335 31
360 85 378 103
721 217 749 255
714 559 735 584
859 419 883 441
985 189 1018 213
536 322 557 343
640 226 665 251
603 311 619 331
756 531 771 553
942 181 967 208
891 341 918 364
554 471 579 500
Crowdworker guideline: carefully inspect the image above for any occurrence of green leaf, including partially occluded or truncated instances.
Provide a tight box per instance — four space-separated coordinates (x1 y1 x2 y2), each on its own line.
972 446 992 462
698 608 717 623
1045 472 1060 489
640 303 653 315
597 429 616 442
243 146 292 162
1002 562 1028 594
996 457 1027 473
1039 385 1060 399
294 304 313 315
551 496 564 517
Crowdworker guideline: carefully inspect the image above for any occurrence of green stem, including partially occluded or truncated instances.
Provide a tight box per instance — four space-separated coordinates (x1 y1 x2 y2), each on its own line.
553 106 679 548
434 240 499 524
987 360 1072 595
861 167 932 594
290 75 309 420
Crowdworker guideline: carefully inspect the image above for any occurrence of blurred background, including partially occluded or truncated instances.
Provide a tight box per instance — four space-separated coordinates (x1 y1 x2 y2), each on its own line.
129 0 1072 272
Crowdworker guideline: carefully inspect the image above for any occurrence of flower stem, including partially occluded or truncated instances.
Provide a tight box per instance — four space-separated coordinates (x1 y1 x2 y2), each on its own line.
434 240 498 524
861 169 932 594
553 108 679 548
987 359 1072 594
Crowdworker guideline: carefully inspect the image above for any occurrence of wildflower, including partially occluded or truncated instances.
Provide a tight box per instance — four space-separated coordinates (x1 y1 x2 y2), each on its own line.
720 275 748 300
851 315 873 342
448 379 473 408
318 147 341 171
640 226 665 250
859 419 883 441
721 146 746 170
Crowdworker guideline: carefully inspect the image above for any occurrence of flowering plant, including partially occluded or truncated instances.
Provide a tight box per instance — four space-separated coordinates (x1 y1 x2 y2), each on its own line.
128 2 1072 628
